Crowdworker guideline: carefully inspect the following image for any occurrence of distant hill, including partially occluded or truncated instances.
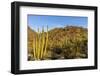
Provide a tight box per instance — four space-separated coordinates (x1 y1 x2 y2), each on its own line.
48 26 87 48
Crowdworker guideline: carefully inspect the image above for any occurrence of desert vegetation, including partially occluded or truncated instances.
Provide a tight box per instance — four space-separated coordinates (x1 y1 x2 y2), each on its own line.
28 25 88 61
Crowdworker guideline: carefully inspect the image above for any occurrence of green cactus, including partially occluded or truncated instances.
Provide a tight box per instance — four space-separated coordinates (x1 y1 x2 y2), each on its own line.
43 26 48 58
33 26 49 60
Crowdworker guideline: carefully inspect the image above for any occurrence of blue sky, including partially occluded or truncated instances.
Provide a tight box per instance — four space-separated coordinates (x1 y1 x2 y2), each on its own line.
28 15 88 32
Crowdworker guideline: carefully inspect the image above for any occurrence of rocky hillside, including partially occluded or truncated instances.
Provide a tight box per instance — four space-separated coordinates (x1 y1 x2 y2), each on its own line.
48 26 87 48
28 26 37 54
28 26 88 60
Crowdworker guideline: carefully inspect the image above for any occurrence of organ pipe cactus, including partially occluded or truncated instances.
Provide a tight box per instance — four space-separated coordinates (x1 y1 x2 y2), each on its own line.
33 26 49 60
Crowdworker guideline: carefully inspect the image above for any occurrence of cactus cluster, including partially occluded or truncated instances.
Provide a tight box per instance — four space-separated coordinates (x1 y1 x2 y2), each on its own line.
32 26 48 60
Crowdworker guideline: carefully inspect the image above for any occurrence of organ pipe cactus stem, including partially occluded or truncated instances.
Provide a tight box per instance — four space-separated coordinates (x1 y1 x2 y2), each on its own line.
37 28 41 60
40 26 45 59
33 38 36 60
43 26 48 58
35 36 37 60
